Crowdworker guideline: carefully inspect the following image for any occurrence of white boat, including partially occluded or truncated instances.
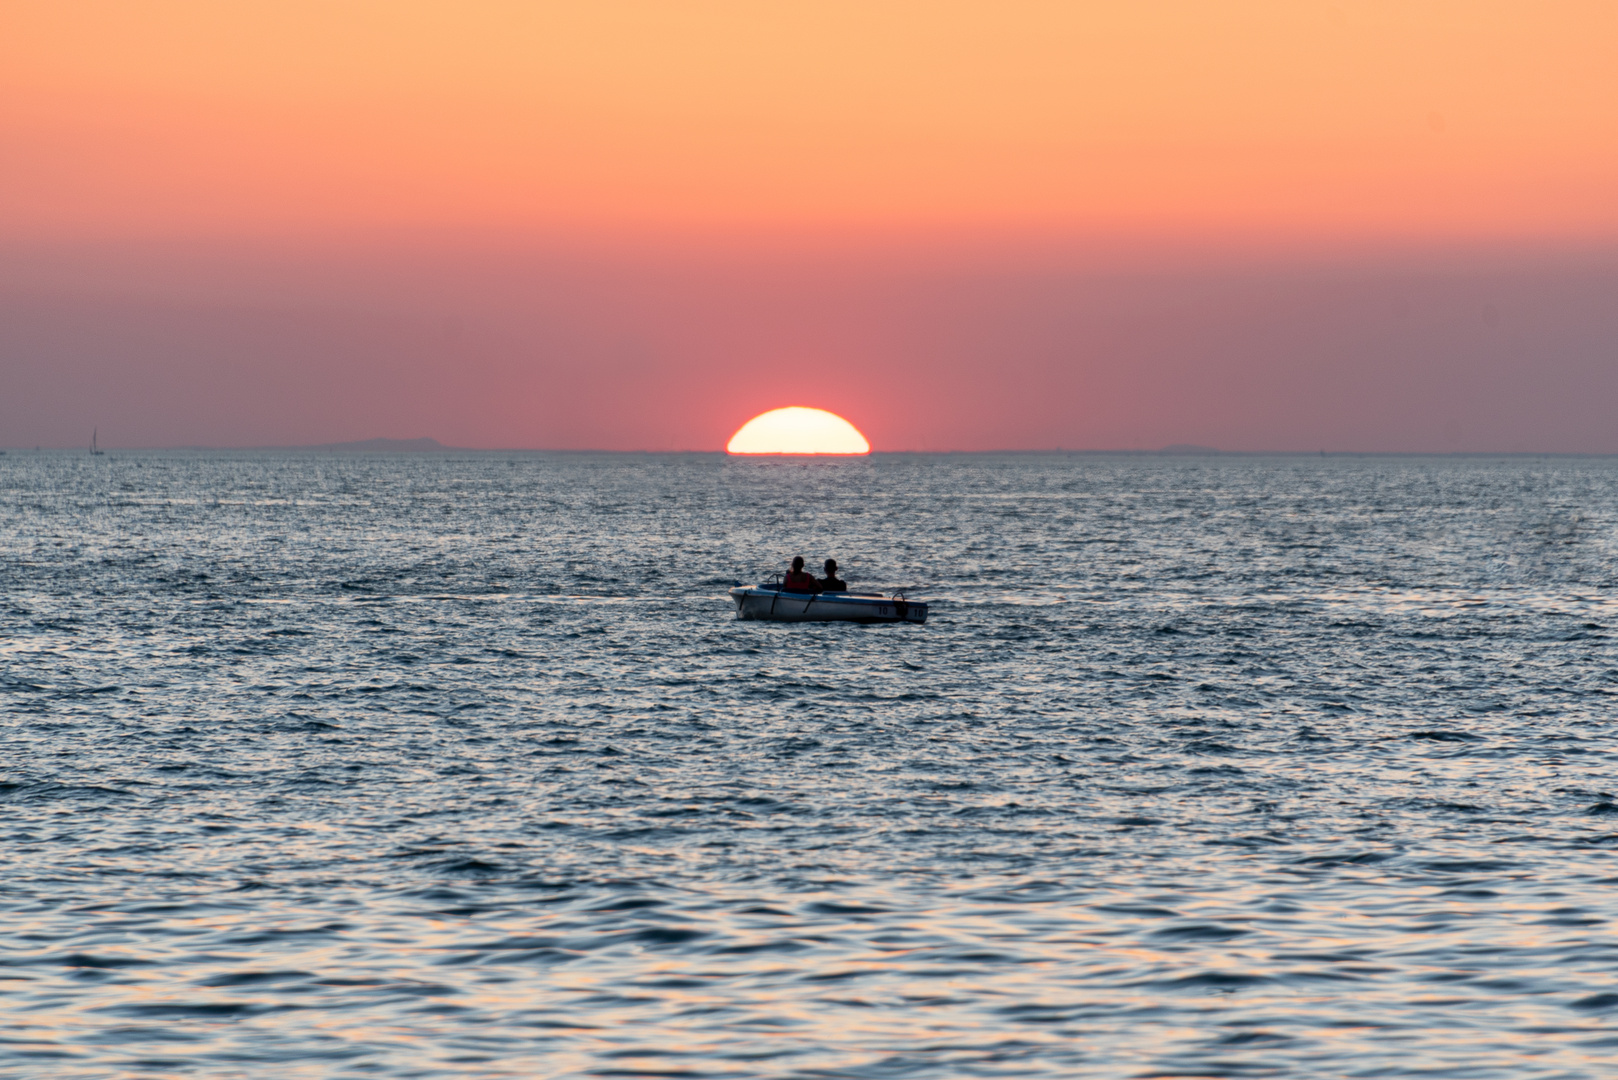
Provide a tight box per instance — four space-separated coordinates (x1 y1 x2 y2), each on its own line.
728 583 928 624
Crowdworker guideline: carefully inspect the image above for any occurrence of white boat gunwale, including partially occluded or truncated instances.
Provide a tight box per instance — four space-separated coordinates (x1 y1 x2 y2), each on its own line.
728 583 929 624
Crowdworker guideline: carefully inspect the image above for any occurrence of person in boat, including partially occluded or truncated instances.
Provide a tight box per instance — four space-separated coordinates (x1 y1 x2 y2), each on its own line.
782 556 820 592
820 559 847 592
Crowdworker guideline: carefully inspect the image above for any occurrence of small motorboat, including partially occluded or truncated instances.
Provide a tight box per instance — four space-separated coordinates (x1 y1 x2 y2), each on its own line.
728 582 928 624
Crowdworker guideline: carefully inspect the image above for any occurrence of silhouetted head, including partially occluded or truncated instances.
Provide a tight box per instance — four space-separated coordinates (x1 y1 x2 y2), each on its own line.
824 559 838 574
791 556 805 572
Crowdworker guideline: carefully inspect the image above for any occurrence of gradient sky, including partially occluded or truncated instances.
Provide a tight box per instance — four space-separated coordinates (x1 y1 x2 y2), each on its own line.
3 2 1616 450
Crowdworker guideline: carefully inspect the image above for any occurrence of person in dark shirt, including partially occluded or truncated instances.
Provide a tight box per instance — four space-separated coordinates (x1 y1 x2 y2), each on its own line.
819 559 847 592
782 556 820 592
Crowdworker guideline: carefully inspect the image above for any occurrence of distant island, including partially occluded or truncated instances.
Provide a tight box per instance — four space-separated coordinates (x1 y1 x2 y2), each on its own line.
297 437 454 452
1158 443 1221 455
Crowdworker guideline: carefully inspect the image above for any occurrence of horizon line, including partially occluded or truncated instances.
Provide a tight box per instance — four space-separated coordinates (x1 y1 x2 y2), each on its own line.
10 444 1618 459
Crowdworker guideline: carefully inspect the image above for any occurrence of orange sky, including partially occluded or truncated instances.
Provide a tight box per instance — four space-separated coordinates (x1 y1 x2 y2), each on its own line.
5 3 1618 453
5 1 1618 242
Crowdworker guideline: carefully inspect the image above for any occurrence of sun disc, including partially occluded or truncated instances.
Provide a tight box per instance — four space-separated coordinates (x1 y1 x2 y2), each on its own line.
726 407 870 455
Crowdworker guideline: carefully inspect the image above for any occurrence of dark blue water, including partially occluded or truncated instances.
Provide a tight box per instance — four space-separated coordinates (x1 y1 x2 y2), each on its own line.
4 451 1618 1078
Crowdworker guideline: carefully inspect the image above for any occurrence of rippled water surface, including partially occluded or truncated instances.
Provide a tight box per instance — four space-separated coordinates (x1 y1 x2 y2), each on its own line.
5 451 1618 1078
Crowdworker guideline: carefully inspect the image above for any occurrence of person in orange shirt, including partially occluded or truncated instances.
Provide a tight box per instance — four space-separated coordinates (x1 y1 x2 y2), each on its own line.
782 556 820 592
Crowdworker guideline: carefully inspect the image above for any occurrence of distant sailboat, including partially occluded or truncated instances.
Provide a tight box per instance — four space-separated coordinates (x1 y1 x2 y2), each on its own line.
91 428 104 456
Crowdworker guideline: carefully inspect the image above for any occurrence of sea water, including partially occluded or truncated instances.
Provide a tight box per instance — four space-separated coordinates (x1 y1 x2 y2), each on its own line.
3 451 1618 1078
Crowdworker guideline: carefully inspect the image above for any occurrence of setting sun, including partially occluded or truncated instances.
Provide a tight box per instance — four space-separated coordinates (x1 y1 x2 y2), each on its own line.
725 407 870 455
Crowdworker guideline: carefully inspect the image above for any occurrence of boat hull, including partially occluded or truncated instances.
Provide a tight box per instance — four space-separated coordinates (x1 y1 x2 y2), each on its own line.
729 587 928 624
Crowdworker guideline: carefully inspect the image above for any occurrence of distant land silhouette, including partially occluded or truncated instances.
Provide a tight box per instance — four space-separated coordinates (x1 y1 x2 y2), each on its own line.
1158 444 1221 455
161 437 458 452
296 437 453 452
